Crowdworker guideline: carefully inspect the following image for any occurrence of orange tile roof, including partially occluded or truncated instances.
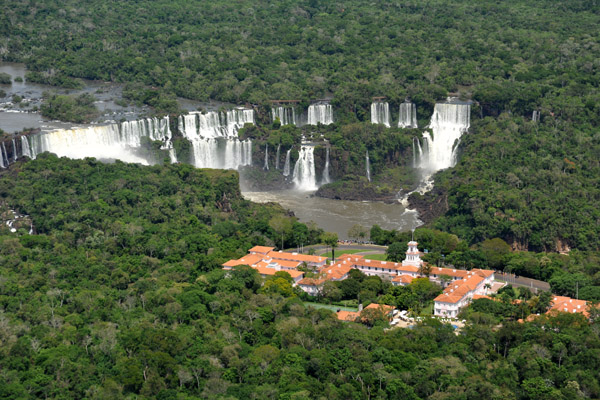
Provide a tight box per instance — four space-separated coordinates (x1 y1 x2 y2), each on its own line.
392 274 416 284
549 296 589 316
273 259 302 269
472 294 493 301
248 246 275 254
254 266 304 279
222 254 264 268
267 251 326 264
337 310 360 322
298 278 327 286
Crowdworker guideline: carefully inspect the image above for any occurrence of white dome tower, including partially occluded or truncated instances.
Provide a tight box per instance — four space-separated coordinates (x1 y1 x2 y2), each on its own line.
402 240 422 268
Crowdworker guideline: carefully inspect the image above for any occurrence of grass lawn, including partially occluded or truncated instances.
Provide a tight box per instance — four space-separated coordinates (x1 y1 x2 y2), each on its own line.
318 249 366 258
304 301 359 312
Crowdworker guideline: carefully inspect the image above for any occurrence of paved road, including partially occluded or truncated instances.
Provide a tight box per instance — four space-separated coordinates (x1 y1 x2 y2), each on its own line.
495 272 550 293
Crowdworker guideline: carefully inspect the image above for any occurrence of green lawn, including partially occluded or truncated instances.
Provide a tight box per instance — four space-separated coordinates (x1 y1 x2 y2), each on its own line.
304 302 359 312
362 253 387 261
318 249 366 258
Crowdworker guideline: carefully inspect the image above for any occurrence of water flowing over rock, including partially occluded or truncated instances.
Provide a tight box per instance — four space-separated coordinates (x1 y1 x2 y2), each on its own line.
20 136 32 159
283 149 291 177
271 106 296 126
420 101 470 173
11 139 17 162
0 143 6 168
189 139 252 169
275 144 281 170
322 146 331 184
398 102 418 128
365 150 371 182
27 117 172 165
412 137 423 168
263 144 269 170
371 102 390 127
178 108 254 139
532 110 540 122
308 104 333 125
293 145 318 190
178 108 255 170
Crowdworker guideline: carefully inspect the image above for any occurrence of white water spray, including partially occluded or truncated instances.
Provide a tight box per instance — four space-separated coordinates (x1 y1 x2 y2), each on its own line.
308 104 333 125
293 146 318 190
283 149 291 177
398 102 418 128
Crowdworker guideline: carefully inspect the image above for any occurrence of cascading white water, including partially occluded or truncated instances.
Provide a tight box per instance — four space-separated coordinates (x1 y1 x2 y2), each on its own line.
283 149 291 177
365 150 371 182
293 146 318 190
412 137 423 168
275 144 281 170
398 102 418 128
322 146 331 184
1 143 9 167
371 102 390 127
21 136 32 159
272 106 296 126
263 144 269 170
308 104 333 125
190 138 252 169
0 143 6 168
421 102 470 173
12 139 17 162
178 108 255 170
28 117 172 165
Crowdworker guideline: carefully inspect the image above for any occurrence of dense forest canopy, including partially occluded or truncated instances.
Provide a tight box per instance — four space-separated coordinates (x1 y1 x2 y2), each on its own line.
1 156 600 399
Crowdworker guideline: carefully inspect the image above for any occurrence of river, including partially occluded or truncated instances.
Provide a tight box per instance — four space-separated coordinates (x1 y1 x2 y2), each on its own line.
243 190 420 239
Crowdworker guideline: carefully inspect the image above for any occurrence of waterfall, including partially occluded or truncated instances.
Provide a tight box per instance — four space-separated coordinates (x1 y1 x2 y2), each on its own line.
190 138 252 169
365 150 371 182
308 104 333 125
275 144 281 169
0 143 5 168
412 137 423 168
1 143 9 168
21 136 32 159
178 108 255 170
398 102 418 128
27 116 172 165
371 102 390 127
532 110 540 122
12 138 17 162
283 149 291 177
293 146 318 190
322 146 331 184
178 108 254 139
272 106 296 126
420 102 470 173
263 144 269 170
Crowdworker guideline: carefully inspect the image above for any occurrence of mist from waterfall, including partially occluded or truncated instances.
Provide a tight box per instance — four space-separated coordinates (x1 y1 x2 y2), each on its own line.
26 117 172 165
293 146 318 190
371 102 390 127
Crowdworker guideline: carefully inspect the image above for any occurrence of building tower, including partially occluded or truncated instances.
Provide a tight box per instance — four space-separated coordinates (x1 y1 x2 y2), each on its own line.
402 241 422 268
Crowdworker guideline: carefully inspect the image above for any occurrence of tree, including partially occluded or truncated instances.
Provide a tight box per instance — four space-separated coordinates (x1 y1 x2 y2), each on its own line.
480 238 512 270
269 215 293 250
348 224 368 242
386 242 405 262
321 232 338 260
